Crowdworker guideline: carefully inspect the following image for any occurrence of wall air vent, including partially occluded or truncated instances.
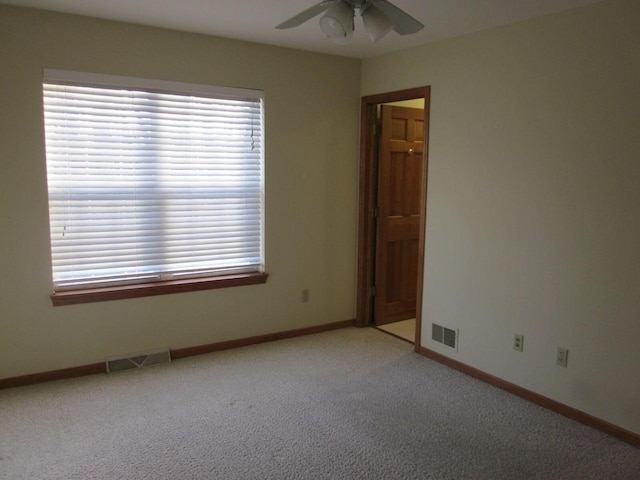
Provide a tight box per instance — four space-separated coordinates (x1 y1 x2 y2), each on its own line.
106 349 171 373
431 323 458 351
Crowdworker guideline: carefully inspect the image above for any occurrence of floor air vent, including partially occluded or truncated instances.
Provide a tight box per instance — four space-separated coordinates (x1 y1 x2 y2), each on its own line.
106 349 171 373
431 323 458 350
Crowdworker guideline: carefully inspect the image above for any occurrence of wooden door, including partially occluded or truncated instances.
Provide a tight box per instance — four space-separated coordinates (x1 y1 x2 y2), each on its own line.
374 105 424 325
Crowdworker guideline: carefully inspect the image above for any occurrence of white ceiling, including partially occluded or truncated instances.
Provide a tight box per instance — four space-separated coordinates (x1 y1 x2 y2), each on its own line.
3 0 604 58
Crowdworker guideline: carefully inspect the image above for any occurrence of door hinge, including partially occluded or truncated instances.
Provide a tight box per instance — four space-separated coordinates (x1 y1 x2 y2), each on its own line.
371 286 376 297
373 206 379 219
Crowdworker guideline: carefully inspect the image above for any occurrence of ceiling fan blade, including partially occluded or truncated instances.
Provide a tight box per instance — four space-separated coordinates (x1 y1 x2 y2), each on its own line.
372 0 424 35
276 1 339 29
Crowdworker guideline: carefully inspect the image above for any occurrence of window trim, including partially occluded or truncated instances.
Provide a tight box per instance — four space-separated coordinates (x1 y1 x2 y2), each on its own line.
50 271 268 306
43 70 267 305
43 69 264 103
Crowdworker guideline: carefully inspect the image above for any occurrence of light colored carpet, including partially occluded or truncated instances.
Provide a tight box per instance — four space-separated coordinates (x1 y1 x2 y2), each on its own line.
377 319 415 342
1 327 638 479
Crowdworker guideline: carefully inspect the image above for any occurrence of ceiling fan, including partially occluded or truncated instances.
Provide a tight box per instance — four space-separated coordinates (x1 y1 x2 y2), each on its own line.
276 0 424 44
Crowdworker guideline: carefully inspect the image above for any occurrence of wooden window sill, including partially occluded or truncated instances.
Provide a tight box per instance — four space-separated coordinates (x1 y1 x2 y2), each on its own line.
50 272 269 306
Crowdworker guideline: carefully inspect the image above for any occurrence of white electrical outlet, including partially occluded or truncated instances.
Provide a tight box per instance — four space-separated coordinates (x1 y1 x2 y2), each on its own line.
556 347 568 367
513 334 524 352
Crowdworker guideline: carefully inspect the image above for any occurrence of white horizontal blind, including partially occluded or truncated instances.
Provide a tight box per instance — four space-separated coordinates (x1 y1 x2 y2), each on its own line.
43 71 264 290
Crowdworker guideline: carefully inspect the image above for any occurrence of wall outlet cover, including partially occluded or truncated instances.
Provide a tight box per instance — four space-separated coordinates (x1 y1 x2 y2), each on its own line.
514 334 524 352
556 347 569 367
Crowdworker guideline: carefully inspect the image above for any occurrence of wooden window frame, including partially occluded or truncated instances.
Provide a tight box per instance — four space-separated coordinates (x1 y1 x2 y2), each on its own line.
43 71 267 306
50 271 268 306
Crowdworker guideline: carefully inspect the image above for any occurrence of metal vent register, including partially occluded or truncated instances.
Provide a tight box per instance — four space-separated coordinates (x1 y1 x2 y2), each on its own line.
106 349 171 373
431 323 458 350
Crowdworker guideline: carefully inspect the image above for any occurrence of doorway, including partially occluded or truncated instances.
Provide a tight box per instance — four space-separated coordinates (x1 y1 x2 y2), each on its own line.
355 87 430 351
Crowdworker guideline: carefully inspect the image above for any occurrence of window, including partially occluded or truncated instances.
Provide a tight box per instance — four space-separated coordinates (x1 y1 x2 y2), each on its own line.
42 70 266 305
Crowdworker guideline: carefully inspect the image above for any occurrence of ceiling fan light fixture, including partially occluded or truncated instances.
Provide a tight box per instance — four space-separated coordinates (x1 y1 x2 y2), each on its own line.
361 4 393 42
277 0 423 45
319 1 354 43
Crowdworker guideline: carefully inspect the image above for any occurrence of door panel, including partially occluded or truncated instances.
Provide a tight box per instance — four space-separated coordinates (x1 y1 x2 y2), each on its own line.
375 105 424 325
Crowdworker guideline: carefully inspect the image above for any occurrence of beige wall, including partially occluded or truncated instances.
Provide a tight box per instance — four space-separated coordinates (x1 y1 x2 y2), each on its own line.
0 5 361 378
385 99 425 109
363 0 640 434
